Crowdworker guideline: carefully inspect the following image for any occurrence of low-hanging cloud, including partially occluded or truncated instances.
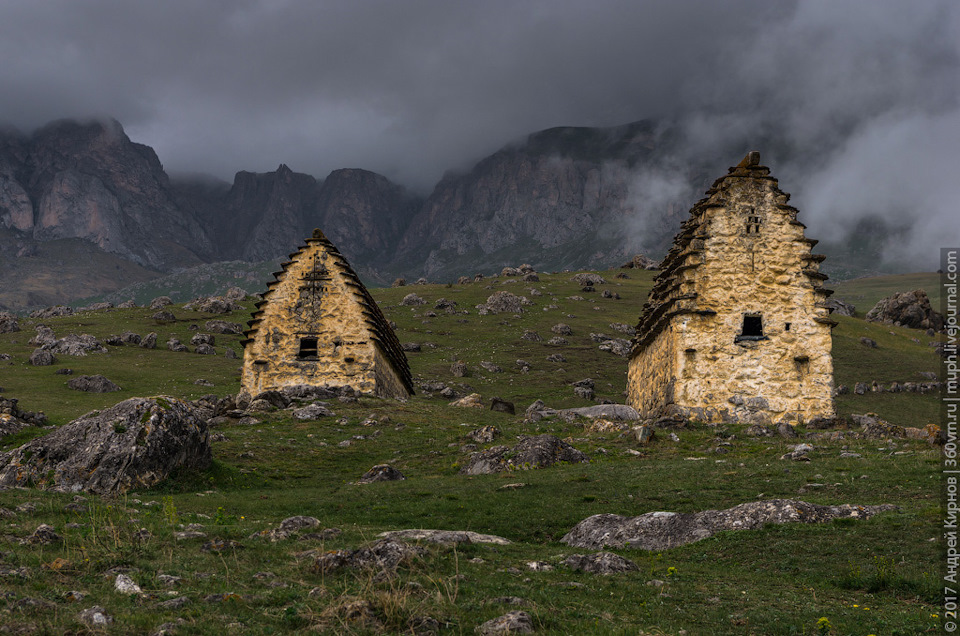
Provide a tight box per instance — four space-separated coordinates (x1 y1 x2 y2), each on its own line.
0 0 956 270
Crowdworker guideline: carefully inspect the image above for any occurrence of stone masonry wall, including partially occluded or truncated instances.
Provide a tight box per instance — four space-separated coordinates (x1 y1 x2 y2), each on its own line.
241 241 379 396
628 154 834 425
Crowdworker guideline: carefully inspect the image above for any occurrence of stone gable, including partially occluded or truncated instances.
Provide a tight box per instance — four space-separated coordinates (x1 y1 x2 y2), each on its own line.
627 152 835 425
241 229 412 398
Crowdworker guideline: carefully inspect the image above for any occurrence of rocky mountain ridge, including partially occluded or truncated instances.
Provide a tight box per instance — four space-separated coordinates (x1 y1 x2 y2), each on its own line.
0 116 895 310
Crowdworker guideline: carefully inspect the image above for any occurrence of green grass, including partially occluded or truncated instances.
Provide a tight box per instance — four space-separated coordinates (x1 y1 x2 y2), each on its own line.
0 269 945 634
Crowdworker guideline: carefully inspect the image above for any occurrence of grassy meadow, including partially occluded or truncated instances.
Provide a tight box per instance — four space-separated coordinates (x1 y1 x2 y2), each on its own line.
0 268 945 634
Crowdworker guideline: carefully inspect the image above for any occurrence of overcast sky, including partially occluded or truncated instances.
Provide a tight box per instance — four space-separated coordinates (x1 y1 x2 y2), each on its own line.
0 0 957 266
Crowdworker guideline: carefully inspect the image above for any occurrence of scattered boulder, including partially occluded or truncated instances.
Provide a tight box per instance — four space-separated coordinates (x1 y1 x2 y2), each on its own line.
621 254 659 270
190 333 216 346
379 529 511 545
400 293 426 306
29 305 73 319
292 404 335 420
490 397 516 414
29 325 57 347
121 332 142 345
149 296 173 310
520 330 542 342
451 393 484 408
29 349 56 366
476 611 534 635
609 322 636 336
563 552 639 575
78 606 113 626
476 291 532 315
451 361 469 377
140 332 158 349
67 375 121 393
194 344 216 355
865 289 944 331
781 443 813 461
402 342 422 352
468 425 501 443
853 413 906 439
0 312 19 334
183 296 239 314
479 361 502 373
392 278 406 287
205 320 243 334
250 516 322 541
152 310 177 323
562 499 898 550
435 298 458 310
557 404 640 421
598 338 631 357
572 272 606 286
0 396 211 494
167 338 188 352
50 333 108 356
823 298 856 317
314 538 423 574
551 323 573 336
460 434 588 475
357 465 405 484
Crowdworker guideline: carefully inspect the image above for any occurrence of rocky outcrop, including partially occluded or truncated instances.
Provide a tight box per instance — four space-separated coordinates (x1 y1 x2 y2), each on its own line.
460 434 589 475
865 289 944 331
562 499 897 550
0 396 211 493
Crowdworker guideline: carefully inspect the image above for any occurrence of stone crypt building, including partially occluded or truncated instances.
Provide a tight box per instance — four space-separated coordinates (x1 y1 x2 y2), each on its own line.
241 229 413 399
627 152 836 425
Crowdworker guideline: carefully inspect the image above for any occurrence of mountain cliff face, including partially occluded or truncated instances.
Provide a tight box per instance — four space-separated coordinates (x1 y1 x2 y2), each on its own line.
394 121 688 279
0 116 723 308
0 119 212 269
179 165 420 275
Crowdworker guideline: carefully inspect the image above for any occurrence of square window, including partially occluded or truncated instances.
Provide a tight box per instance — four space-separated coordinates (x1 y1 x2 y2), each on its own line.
297 337 318 359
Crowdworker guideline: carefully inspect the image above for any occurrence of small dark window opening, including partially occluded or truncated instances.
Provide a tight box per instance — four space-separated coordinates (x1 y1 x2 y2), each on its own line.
785 322 791 331
736 315 767 342
344 356 355 363
745 215 761 234
297 337 319 360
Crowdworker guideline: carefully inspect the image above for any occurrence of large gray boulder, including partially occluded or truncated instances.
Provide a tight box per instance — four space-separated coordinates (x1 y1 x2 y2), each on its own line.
476 291 532 315
460 434 588 475
562 499 897 551
865 289 944 331
0 396 211 494
0 312 19 334
66 375 121 393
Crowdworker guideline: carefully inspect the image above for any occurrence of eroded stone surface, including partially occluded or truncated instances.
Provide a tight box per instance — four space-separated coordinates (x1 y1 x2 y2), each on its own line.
460 434 588 475
562 499 897 550
0 396 210 494
379 529 511 545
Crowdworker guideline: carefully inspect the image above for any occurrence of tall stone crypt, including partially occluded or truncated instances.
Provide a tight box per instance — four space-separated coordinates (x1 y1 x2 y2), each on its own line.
627 152 836 425
241 229 413 399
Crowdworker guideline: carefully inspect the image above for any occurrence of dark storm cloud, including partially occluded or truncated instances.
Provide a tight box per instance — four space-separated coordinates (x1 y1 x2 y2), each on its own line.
0 0 957 267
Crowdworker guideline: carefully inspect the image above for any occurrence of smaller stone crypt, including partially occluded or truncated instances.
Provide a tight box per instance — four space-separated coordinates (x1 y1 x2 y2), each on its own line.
241 229 413 399
627 152 836 425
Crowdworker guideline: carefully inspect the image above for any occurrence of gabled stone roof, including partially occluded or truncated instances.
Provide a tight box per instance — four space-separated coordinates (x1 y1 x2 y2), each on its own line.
241 228 413 395
630 152 832 356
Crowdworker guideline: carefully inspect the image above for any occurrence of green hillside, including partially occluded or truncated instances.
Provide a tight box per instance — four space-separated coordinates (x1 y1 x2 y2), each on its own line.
0 270 943 634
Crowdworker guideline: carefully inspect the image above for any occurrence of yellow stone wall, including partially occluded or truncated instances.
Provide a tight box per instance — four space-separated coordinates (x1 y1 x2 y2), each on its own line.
628 159 834 425
241 240 410 399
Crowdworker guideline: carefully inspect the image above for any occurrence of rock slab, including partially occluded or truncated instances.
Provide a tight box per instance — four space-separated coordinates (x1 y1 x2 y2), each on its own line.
562 499 897 551
0 396 211 494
